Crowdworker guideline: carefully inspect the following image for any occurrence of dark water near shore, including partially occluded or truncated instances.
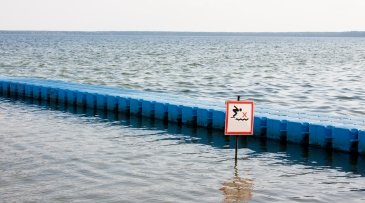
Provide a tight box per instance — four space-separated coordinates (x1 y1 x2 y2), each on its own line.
1 98 365 202
1 32 365 119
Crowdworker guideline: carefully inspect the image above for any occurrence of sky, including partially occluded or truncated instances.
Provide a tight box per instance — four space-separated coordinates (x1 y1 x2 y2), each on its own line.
0 0 365 32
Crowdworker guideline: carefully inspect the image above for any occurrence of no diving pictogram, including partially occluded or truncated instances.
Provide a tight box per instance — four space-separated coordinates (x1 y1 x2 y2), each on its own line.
225 100 254 135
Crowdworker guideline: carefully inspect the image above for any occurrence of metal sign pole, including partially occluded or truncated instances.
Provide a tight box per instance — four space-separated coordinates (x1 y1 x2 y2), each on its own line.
235 95 240 164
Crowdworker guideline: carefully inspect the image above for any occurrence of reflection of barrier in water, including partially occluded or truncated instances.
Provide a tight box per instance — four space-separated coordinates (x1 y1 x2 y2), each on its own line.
1 77 364 154
1 95 365 177
220 165 253 203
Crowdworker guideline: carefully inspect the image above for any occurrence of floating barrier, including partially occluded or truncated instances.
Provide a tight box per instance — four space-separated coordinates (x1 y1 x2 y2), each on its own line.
0 76 364 155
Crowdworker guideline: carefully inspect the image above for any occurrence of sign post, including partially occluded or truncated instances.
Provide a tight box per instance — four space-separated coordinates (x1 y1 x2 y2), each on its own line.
235 96 240 163
225 96 254 163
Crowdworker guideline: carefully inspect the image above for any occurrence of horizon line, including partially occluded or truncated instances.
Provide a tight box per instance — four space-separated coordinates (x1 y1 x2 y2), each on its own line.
1 30 365 33
1 30 365 37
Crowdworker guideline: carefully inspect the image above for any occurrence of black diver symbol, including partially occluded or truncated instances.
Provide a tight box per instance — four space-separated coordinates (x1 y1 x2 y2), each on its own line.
231 105 242 118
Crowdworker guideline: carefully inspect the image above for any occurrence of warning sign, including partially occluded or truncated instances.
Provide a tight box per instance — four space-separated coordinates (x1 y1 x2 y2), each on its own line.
225 100 254 135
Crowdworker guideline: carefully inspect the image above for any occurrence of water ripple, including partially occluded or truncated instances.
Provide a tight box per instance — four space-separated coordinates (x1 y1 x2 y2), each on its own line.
1 34 365 119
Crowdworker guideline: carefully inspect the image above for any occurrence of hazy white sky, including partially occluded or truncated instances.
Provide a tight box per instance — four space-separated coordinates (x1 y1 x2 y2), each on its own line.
1 0 364 32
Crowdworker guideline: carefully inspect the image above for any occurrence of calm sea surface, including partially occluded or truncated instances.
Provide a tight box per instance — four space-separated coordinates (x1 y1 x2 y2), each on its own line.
1 32 365 202
1 32 365 118
1 98 365 202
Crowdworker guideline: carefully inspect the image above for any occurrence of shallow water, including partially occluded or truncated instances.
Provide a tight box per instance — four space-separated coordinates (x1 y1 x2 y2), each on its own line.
1 32 365 119
1 98 365 202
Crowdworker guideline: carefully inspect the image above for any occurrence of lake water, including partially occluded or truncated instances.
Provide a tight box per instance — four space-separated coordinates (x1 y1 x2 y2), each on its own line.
1 32 365 202
1 98 365 202
1 32 365 119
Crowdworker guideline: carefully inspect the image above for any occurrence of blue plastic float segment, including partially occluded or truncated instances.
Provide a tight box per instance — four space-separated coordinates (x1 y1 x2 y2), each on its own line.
96 94 107 110
49 88 58 102
2 77 365 154
253 116 267 136
168 104 182 123
130 98 142 115
66 90 77 106
57 89 67 103
181 106 197 126
280 120 287 139
76 91 86 107
197 108 212 127
86 93 96 108
32 86 41 100
16 83 25 97
106 95 118 111
0 81 3 95
358 130 365 155
267 118 287 140
287 121 309 144
212 110 225 129
24 84 33 98
309 124 332 148
154 102 168 120
3 81 10 96
332 127 358 152
9 82 17 96
142 100 155 117
117 97 130 113
253 116 262 136
2 81 9 96
40 86 50 101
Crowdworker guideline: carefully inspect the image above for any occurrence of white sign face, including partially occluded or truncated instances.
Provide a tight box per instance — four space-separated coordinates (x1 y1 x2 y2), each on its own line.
225 100 254 135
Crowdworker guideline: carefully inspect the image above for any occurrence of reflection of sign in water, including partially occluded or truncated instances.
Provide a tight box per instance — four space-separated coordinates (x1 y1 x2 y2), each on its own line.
225 101 254 135
220 176 253 203
220 163 254 203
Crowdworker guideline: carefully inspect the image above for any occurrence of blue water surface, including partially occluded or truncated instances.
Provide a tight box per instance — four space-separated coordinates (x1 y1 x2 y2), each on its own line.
1 32 365 119
1 32 365 202
1 98 365 202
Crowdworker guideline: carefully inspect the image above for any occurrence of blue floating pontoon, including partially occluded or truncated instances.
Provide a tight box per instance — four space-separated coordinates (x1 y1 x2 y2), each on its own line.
0 76 364 154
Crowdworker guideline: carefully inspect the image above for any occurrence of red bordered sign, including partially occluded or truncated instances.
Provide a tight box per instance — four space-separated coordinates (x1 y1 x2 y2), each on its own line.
225 100 254 135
